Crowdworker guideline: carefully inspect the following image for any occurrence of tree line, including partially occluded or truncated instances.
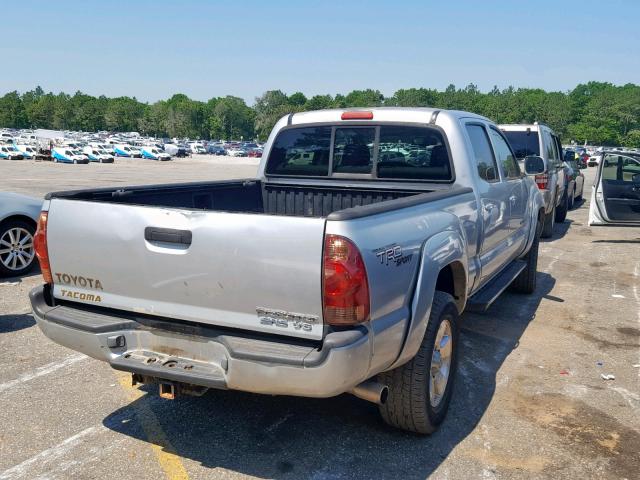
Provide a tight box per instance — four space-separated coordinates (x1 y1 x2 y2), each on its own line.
0 82 638 146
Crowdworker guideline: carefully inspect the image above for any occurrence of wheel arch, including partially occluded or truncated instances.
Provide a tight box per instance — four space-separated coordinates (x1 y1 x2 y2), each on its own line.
387 229 468 370
435 261 467 313
0 214 37 231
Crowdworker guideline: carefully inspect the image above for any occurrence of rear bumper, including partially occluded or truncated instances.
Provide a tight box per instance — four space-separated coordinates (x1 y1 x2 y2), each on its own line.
30 285 374 398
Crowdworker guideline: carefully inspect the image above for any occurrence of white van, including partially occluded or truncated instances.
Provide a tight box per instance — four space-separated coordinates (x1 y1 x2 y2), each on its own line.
114 144 142 158
16 145 37 159
83 146 115 163
140 146 171 161
52 147 89 164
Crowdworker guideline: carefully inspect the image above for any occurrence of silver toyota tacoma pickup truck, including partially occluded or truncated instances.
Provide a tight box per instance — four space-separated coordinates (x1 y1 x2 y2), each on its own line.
31 108 544 434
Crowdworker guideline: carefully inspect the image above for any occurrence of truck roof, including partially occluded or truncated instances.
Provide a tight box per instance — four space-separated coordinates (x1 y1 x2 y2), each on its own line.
285 107 490 126
499 123 552 132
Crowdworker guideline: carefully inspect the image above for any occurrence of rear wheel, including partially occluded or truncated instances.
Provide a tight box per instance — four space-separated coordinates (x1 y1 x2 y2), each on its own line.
0 219 36 277
575 184 583 201
378 291 459 434
541 203 555 238
511 227 540 294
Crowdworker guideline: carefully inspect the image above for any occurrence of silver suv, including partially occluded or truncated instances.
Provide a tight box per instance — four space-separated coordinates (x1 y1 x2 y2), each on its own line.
500 123 567 238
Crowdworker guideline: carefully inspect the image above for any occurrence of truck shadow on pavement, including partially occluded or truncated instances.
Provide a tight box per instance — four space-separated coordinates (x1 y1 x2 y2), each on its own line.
542 218 573 242
103 273 556 479
0 314 35 333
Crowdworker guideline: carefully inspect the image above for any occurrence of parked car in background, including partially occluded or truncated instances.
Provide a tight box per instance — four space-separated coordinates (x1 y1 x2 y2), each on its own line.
589 151 640 226
141 146 171 161
189 143 207 154
0 192 41 276
227 146 247 157
0 145 24 160
15 145 36 159
588 151 603 167
176 144 190 157
247 148 263 158
563 158 585 209
207 144 227 155
82 146 115 163
52 148 89 164
501 123 567 238
30 107 544 435
114 144 142 158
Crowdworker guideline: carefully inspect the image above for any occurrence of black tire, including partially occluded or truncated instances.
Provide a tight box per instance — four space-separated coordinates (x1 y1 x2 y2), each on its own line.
541 203 555 238
511 228 539 294
575 184 583 202
0 219 37 277
378 291 459 434
555 188 568 223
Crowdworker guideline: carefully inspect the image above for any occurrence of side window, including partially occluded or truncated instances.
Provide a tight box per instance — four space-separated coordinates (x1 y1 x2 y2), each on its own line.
489 128 520 179
466 124 499 182
544 130 557 167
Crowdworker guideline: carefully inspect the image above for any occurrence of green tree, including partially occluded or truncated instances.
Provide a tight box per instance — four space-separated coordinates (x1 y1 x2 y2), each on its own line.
342 89 384 107
254 90 296 140
0 91 27 128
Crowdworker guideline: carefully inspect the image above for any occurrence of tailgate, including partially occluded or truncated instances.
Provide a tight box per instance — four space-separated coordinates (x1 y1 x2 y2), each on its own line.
46 199 326 340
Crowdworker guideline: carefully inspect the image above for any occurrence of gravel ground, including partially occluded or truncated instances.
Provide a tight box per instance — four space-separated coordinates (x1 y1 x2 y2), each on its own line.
0 160 638 480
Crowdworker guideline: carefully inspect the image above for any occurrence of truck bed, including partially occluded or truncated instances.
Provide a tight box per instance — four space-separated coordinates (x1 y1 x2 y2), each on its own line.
46 180 425 218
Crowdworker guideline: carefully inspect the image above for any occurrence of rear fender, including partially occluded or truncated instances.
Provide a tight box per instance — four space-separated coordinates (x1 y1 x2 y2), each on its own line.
387 229 467 370
520 182 545 257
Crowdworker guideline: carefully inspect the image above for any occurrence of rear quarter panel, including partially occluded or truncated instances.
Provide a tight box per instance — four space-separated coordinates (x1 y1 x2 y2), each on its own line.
326 191 477 373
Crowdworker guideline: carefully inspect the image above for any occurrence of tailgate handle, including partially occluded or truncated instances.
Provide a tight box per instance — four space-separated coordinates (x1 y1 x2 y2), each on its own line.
144 227 192 246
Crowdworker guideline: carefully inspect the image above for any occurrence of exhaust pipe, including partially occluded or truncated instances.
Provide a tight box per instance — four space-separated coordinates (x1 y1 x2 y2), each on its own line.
349 380 389 405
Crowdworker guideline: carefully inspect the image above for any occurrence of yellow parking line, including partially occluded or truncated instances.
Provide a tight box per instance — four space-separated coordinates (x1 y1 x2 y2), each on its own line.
117 374 190 480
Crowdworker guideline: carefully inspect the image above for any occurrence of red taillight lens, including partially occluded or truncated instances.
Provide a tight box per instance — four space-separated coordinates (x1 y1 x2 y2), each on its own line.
323 235 370 325
535 173 549 190
34 211 53 284
341 111 373 120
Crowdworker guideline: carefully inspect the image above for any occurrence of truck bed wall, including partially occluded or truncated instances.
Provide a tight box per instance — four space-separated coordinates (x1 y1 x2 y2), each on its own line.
52 180 421 218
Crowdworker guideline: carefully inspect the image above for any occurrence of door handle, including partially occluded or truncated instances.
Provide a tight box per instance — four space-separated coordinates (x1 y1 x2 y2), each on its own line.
144 227 192 246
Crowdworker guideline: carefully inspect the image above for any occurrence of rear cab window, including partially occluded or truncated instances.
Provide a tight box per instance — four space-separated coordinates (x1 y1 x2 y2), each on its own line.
266 124 453 182
502 130 540 160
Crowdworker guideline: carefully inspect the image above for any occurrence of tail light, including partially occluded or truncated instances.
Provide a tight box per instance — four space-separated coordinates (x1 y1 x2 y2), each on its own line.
323 235 370 325
341 111 373 120
34 211 53 284
535 173 549 190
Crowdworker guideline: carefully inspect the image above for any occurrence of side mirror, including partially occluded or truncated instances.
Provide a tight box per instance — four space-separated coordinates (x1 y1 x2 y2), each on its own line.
524 156 545 175
632 173 640 184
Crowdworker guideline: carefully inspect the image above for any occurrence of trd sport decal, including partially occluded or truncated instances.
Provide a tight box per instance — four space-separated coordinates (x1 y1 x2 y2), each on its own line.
373 243 413 267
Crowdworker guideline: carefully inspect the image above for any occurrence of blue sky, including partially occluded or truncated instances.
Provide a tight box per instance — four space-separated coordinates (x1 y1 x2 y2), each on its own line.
3 0 638 104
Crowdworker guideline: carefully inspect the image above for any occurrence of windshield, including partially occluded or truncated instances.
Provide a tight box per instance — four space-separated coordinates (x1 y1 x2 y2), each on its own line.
502 131 540 159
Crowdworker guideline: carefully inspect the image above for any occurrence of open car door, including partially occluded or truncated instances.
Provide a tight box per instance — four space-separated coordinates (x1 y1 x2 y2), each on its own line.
589 152 640 226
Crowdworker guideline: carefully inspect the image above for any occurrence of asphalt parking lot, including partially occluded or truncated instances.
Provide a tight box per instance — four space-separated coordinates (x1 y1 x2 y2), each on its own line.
0 159 638 479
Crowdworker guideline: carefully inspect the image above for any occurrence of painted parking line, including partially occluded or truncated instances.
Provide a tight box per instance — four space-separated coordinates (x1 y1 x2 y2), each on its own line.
0 426 104 480
0 353 87 394
117 373 190 480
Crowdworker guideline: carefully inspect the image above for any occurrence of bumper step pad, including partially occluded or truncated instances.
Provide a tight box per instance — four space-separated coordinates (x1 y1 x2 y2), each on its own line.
111 350 227 389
